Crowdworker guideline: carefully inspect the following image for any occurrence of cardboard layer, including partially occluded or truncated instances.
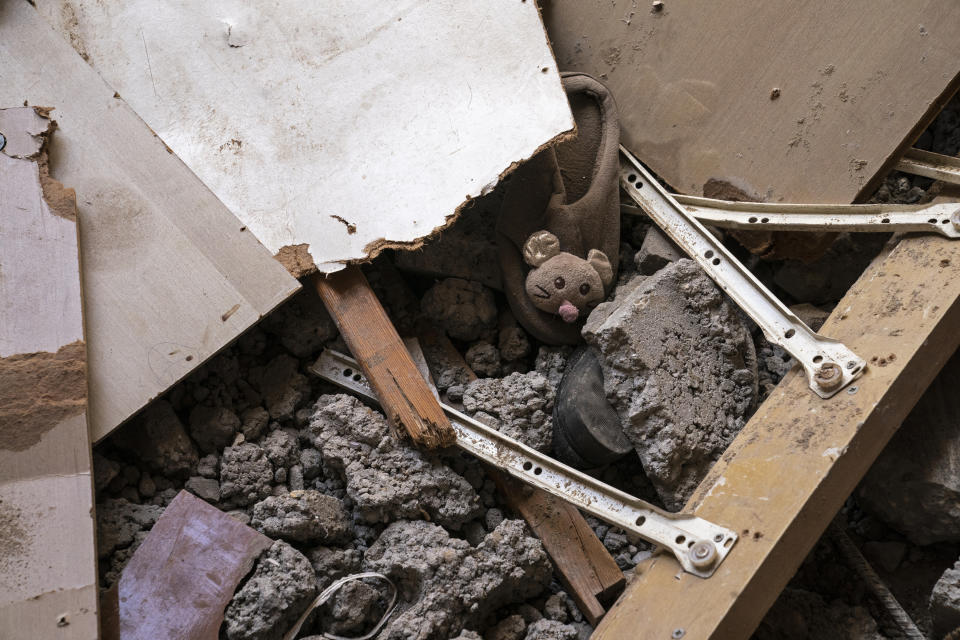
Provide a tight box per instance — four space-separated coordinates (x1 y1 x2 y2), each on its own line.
0 108 98 639
37 0 574 272
543 0 960 203
0 3 301 441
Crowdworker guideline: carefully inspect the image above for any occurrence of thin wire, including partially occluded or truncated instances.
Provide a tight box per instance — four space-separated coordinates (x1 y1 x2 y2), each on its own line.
282 571 398 640
828 522 925 640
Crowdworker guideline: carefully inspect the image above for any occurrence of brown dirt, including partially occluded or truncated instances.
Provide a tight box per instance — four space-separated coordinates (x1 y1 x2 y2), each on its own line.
0 340 87 452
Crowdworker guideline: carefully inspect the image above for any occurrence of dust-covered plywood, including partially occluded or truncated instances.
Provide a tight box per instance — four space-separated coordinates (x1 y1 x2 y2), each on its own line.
0 2 301 441
0 108 98 639
542 0 960 203
38 0 574 272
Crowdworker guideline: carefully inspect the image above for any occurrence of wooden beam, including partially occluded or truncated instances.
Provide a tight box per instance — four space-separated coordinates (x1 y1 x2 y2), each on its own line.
0 107 98 638
0 2 300 441
313 267 455 449
595 232 960 639
494 473 625 626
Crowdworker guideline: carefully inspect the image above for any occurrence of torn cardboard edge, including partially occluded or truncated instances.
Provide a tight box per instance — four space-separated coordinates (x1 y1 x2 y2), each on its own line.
274 126 579 280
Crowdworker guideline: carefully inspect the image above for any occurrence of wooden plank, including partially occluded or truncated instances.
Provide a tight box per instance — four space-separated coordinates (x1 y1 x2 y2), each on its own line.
542 0 960 203
594 232 960 639
36 0 573 273
494 474 625 626
313 267 455 448
0 108 97 639
0 2 301 441
100 491 272 640
410 326 625 625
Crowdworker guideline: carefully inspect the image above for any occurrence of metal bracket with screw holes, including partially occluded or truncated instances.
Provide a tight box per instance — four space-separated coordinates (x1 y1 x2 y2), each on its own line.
895 147 960 186
311 349 739 578
621 196 960 238
619 146 867 398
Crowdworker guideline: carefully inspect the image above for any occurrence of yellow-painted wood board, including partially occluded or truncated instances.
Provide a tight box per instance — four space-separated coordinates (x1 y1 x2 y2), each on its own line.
594 230 960 639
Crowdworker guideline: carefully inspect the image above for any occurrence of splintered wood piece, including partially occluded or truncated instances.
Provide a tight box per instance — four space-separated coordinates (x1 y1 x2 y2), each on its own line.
410 328 624 625
0 2 300 442
494 473 625 626
313 266 455 448
595 232 960 639
101 491 272 640
0 107 98 638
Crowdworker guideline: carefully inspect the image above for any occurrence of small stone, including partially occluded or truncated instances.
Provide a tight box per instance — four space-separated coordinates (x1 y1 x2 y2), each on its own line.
137 473 156 498
485 508 505 531
188 405 240 454
317 579 383 637
251 490 351 544
93 453 121 493
544 594 569 623
421 278 498 341
308 546 363 590
288 465 305 491
113 399 199 479
240 406 270 441
219 442 274 508
262 428 300 469
196 453 219 479
185 476 221 503
224 541 317 640
96 498 163 558
634 227 683 275
524 619 578 640
466 342 502 377
499 323 531 362
462 372 555 453
487 614 527 640
300 448 322 480
260 355 310 422
464 520 487 546
603 530 628 554
534 346 573 388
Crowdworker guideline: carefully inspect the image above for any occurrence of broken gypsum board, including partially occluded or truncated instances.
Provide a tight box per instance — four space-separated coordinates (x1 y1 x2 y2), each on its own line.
895 147 960 186
619 146 866 399
311 349 738 578
622 196 960 238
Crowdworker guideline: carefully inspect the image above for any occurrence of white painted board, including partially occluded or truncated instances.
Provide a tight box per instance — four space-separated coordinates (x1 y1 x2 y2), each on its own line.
0 108 98 639
36 0 574 272
0 3 301 441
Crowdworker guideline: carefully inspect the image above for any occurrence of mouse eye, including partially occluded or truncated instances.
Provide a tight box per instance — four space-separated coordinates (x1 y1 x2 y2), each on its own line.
579 283 591 295
554 276 565 289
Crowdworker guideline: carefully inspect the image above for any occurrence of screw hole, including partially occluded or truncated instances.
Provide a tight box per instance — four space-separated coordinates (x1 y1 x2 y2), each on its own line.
881 218 890 224
688 540 695 548
851 366 861 375
929 218 938 224
522 461 532 471
724 537 734 548
760 217 770 223
704 250 714 259
785 329 796 338
353 374 362 381
675 535 686 544
748 217 758 223
846 360 856 369
712 258 721 265
343 368 353 376
714 534 724 542
533 467 542 475
627 174 636 183
636 516 646 526
943 219 950 224
813 355 823 363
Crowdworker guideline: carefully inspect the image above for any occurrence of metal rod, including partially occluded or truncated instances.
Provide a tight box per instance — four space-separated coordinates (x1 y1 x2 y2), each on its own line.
619 146 866 398
311 349 738 578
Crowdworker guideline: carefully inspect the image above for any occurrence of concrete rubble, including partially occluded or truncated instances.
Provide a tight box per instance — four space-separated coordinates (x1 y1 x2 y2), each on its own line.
83 99 960 639
583 259 757 510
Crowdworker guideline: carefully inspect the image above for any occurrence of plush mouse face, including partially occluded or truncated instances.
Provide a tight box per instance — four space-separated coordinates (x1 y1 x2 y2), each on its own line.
523 231 613 323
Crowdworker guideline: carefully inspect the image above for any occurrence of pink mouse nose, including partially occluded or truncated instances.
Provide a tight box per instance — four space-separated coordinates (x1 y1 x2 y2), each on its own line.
558 301 579 323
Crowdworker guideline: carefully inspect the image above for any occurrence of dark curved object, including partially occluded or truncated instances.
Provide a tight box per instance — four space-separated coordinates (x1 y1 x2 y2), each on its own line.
552 346 632 469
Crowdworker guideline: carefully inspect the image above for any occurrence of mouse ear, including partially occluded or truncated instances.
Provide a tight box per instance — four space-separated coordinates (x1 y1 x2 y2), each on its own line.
523 230 561 267
587 249 613 290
